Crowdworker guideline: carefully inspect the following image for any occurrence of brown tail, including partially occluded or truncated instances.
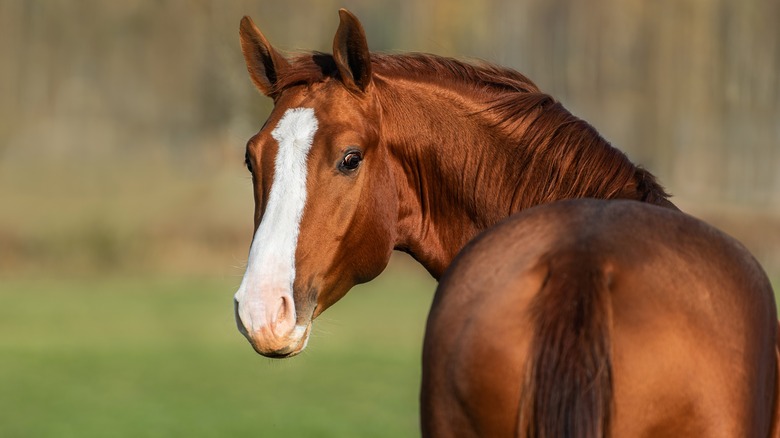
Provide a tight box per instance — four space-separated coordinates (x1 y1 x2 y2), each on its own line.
517 253 614 438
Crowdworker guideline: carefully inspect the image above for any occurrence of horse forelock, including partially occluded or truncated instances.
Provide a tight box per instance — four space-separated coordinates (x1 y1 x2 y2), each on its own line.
272 52 339 94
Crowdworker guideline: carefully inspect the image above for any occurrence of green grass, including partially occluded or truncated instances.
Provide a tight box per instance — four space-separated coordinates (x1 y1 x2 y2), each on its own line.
1 264 775 438
0 264 436 437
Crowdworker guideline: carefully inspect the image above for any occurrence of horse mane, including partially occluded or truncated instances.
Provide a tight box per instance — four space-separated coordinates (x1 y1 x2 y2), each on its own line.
274 52 672 208
274 52 540 95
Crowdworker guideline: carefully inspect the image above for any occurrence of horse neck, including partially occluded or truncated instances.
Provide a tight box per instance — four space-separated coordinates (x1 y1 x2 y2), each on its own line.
376 77 672 279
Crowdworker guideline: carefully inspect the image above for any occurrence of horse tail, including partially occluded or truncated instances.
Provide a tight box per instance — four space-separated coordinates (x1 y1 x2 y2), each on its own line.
517 252 614 438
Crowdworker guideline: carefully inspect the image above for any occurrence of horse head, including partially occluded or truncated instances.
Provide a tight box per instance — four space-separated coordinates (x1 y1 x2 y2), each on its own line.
233 10 397 357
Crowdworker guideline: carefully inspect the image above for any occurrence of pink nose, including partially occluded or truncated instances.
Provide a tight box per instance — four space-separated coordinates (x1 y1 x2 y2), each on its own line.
234 295 300 357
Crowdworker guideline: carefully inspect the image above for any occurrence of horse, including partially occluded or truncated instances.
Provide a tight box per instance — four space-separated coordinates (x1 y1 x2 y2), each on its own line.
422 199 778 437
231 8 779 436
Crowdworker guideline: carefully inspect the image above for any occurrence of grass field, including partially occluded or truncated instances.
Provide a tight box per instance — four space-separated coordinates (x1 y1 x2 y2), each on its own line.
0 261 436 437
2 269 778 438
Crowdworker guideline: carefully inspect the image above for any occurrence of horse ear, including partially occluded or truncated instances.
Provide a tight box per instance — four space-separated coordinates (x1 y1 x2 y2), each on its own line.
239 16 290 98
333 9 373 93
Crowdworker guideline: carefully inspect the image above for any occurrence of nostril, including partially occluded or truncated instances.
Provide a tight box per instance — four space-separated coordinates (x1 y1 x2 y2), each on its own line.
277 297 290 319
272 295 295 335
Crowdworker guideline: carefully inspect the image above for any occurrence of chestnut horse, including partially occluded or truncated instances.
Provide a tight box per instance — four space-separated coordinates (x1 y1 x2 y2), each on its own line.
232 9 779 436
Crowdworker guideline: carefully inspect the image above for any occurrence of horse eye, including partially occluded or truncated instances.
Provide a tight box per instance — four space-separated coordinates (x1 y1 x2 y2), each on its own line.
341 151 362 171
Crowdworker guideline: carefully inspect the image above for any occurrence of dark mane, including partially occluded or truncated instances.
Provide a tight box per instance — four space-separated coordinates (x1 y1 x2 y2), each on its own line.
275 52 671 207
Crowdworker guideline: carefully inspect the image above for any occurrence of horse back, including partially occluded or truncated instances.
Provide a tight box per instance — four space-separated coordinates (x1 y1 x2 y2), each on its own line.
421 199 777 437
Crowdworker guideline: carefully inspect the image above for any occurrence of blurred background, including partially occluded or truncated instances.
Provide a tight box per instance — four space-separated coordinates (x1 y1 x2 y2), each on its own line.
0 0 778 436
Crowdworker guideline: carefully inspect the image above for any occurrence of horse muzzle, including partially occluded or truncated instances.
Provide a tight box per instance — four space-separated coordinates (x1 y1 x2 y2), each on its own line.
233 296 312 358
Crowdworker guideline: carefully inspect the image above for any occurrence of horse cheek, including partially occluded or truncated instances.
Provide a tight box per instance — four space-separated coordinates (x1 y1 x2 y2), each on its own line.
354 174 397 284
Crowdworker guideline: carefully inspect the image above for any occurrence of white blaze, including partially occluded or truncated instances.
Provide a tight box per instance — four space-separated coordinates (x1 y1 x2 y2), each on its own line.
234 107 318 334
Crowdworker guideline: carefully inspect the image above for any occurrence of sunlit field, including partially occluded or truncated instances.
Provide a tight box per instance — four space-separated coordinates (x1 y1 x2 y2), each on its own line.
0 262 436 438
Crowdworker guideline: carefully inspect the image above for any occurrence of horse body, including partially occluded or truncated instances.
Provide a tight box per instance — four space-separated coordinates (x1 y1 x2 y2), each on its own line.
233 9 779 436
423 199 777 437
